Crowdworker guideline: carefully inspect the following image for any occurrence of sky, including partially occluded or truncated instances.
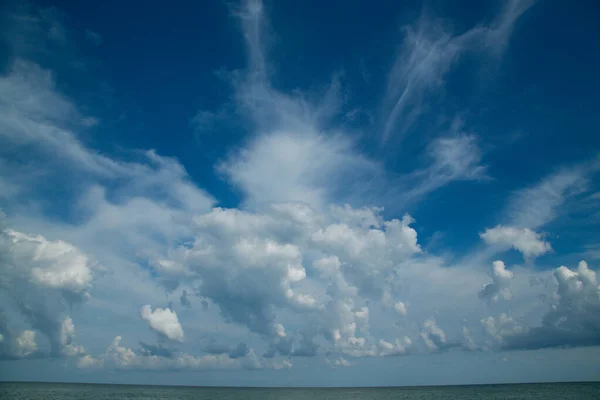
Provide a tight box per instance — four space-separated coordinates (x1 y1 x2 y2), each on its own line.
0 0 599 387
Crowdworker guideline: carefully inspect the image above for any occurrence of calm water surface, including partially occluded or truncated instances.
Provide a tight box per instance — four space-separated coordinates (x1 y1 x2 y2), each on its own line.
1 381 599 399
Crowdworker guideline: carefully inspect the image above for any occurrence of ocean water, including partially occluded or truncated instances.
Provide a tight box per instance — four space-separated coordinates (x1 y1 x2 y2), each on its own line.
1 381 599 399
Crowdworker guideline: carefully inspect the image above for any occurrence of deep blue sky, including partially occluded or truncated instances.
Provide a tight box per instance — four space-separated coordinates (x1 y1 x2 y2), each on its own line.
0 0 599 387
23 0 600 249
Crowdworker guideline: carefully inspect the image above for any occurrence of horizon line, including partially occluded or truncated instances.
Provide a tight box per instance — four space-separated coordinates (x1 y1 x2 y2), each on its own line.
1 379 598 389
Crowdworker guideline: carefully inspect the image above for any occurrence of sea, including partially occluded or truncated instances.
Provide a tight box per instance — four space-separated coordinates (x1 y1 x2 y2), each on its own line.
1 381 599 399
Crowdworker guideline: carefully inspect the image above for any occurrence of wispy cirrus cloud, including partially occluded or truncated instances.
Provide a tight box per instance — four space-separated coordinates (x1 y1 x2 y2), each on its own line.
381 0 536 143
400 132 489 205
505 160 599 230
214 3 492 213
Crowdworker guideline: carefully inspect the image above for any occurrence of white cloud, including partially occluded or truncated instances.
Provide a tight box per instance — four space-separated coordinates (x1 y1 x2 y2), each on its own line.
0 313 43 360
0 226 94 357
313 255 342 278
499 261 600 349
506 164 596 229
140 305 185 343
77 335 289 371
4 229 93 294
475 260 600 351
328 357 354 367
206 0 498 216
148 201 433 360
382 0 535 142
394 301 408 316
219 126 382 212
77 354 104 369
481 225 551 258
60 317 75 344
427 134 489 181
420 319 447 352
99 336 233 370
274 323 286 338
480 313 526 344
330 204 383 229
478 261 514 303
461 326 478 351
14 330 38 358
0 60 214 213
177 212 320 339
486 0 537 53
59 317 85 357
0 61 118 177
378 336 412 356
314 219 417 261
403 133 489 203
215 1 396 213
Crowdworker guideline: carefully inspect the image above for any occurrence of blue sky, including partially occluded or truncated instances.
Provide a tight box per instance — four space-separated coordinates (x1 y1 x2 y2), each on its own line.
0 0 599 387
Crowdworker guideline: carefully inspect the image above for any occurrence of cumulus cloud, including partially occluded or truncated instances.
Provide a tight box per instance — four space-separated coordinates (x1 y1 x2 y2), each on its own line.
419 319 476 353
4 229 93 294
77 335 289 371
378 336 412 356
461 326 478 351
478 261 514 303
394 301 408 316
498 261 600 349
140 305 184 343
481 225 551 258
480 313 526 345
420 319 447 352
15 330 38 358
179 213 317 340
147 202 434 360
0 227 94 357
329 357 354 367
77 354 104 369
0 313 39 360
59 317 86 357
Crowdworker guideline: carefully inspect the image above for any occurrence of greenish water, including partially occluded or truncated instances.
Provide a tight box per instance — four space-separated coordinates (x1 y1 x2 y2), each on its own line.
1 381 599 399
